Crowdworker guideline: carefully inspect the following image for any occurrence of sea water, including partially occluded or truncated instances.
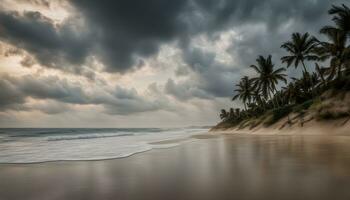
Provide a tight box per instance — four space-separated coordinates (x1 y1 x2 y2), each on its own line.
0 127 208 163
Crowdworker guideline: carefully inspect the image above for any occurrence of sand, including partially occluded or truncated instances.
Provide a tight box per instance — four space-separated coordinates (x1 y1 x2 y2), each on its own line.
1 133 350 200
213 116 350 136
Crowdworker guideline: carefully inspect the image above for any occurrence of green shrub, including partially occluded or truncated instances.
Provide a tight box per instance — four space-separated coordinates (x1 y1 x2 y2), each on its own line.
293 99 313 113
327 76 350 91
264 105 293 126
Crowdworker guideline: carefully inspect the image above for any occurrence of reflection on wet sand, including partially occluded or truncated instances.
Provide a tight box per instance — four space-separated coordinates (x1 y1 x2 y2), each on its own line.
1 135 350 200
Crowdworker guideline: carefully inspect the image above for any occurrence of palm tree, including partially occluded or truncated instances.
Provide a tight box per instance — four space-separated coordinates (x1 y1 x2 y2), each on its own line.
291 72 318 102
251 89 265 110
282 82 298 105
232 76 254 111
321 4 350 38
216 4 350 128
319 4 350 79
315 63 327 85
281 32 319 74
318 28 348 79
310 72 320 96
273 90 285 107
235 108 241 119
247 102 263 117
250 55 287 108
219 109 229 121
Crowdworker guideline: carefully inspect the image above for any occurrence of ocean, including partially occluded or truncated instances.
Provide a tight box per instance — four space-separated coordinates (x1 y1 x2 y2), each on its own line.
0 127 209 163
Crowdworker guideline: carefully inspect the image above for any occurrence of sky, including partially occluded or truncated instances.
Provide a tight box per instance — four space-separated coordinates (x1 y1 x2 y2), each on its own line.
0 0 347 128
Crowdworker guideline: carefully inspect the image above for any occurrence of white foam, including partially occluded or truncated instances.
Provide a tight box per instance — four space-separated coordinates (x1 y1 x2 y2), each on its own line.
0 128 207 163
47 133 134 141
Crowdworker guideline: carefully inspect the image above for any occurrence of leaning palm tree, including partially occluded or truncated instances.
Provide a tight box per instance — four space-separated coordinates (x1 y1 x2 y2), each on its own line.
232 76 254 111
317 28 348 79
321 4 350 38
313 63 329 93
281 32 319 74
315 63 327 85
250 55 287 108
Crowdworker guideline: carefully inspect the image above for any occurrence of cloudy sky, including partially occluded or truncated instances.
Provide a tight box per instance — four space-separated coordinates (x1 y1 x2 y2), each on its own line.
0 0 347 127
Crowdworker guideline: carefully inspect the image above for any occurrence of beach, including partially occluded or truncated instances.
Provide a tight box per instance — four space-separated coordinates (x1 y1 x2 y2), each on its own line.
1 133 350 200
1 1 350 200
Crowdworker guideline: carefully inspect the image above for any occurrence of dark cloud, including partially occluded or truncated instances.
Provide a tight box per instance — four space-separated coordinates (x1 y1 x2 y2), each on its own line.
0 74 170 115
1 0 347 75
171 0 348 101
70 0 189 73
165 78 212 101
189 0 337 32
15 75 88 104
32 101 71 114
0 0 190 73
0 76 26 110
1 0 349 119
165 46 242 101
0 11 90 73
0 74 88 113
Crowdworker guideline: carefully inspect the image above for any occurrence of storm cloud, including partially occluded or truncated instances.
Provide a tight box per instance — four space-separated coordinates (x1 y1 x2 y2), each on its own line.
1 0 344 74
0 0 348 126
0 11 90 73
0 74 170 115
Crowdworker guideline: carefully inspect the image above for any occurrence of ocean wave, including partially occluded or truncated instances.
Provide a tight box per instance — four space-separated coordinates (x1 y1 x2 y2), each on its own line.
0 127 208 164
0 147 154 164
2 128 165 138
47 133 135 141
0 140 193 164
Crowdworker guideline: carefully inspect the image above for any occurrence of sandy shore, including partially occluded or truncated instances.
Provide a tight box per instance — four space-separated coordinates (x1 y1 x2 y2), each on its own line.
1 133 350 200
212 116 350 136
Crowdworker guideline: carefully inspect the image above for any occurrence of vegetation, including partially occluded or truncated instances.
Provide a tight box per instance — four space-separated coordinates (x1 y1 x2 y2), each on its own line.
218 4 350 128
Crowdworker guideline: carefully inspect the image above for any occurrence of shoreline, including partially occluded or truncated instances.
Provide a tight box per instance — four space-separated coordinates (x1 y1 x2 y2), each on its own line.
211 117 350 136
1 133 350 200
0 149 155 165
4 120 349 165
0 132 214 165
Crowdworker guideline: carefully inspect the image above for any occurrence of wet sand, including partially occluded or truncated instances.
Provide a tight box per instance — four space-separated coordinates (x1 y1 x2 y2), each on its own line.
1 134 350 200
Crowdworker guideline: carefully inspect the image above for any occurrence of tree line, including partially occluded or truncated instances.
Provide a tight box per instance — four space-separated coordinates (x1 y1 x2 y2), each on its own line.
220 4 350 124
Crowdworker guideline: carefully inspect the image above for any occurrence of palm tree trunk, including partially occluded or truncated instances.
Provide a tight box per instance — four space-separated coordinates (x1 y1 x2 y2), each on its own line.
337 64 342 79
268 92 276 109
267 86 277 109
319 72 326 87
301 61 308 74
274 88 281 107
244 103 250 118
261 100 266 111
